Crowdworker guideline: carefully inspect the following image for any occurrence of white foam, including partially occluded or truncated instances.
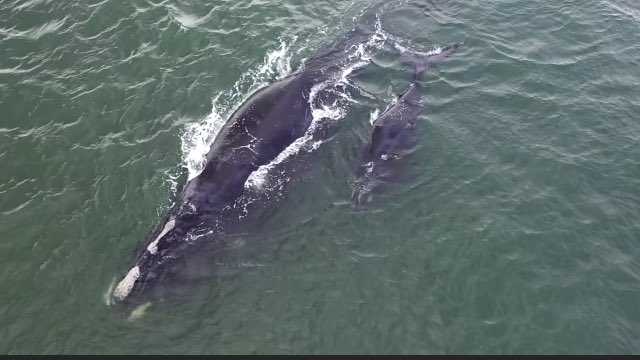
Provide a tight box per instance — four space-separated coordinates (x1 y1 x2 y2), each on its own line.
394 42 411 54
396 42 444 57
181 96 225 181
258 40 293 79
427 47 443 56
369 108 380 125
113 266 140 301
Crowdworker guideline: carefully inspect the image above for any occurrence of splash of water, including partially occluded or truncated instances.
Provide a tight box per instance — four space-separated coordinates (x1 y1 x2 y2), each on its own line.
394 39 445 58
369 108 380 125
180 95 226 181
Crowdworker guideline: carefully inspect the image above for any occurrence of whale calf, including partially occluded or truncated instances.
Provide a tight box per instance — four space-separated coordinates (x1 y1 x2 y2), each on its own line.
352 43 460 205
113 26 385 302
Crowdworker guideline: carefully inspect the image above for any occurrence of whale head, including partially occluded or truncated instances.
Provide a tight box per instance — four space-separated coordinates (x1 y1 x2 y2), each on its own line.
112 209 203 302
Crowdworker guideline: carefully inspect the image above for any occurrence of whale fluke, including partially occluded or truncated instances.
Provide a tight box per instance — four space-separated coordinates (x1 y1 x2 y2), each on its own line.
398 43 462 80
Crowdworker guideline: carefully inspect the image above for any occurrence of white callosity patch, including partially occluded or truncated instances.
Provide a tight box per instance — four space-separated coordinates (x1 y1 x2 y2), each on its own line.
113 266 140 301
146 218 175 255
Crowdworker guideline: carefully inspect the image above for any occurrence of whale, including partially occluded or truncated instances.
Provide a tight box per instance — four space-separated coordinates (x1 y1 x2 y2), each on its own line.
352 43 460 205
112 26 384 302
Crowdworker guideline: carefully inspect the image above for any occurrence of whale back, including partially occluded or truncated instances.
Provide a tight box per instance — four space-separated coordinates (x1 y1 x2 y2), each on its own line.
181 74 313 213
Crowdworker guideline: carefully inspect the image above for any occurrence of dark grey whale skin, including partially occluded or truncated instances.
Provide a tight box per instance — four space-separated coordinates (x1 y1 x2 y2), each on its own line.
113 26 377 302
352 44 460 206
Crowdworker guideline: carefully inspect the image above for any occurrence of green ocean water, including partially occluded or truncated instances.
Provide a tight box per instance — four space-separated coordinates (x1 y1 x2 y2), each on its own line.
2 0 640 354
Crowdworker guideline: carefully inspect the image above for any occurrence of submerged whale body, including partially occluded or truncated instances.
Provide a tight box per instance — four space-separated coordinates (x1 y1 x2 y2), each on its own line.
352 44 460 205
113 26 382 302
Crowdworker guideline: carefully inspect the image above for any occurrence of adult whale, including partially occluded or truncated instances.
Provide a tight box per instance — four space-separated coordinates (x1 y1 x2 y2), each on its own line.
112 26 384 302
352 43 460 205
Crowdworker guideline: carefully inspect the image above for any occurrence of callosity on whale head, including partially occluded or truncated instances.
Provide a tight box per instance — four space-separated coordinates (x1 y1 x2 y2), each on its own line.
113 208 202 302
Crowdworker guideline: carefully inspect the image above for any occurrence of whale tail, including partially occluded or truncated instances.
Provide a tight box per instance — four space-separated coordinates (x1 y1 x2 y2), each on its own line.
399 43 461 81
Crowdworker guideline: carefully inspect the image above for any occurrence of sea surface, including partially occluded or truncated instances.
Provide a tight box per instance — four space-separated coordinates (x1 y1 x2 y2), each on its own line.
2 0 640 354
